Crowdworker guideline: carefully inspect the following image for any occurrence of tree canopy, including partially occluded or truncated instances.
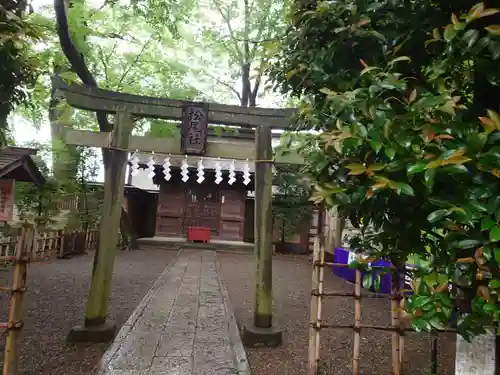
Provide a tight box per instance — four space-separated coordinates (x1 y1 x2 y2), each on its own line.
271 0 500 340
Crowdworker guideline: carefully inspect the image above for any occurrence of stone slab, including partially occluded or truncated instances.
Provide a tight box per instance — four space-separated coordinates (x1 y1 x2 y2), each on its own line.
94 249 250 375
455 330 496 375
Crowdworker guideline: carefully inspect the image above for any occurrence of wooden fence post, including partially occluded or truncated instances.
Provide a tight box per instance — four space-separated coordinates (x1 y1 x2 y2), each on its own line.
308 205 325 375
67 111 133 343
242 125 282 347
3 227 32 375
57 230 64 258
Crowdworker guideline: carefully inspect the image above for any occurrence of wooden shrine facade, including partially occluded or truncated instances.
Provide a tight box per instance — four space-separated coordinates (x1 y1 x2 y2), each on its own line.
152 169 250 240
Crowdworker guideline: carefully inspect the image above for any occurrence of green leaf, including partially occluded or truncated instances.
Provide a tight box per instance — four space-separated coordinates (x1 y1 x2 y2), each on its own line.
486 25 500 35
441 164 469 174
385 147 396 160
462 29 480 48
336 192 350 205
489 279 500 289
424 168 436 188
386 160 405 172
319 87 337 96
413 295 432 308
490 225 500 242
495 248 500 262
388 56 411 66
407 162 427 174
428 197 453 208
488 196 500 212
370 140 382 153
362 273 372 289
444 24 457 41
488 40 500 60
427 209 451 223
373 274 381 291
482 218 496 231
467 132 488 153
429 316 446 330
470 201 488 213
454 239 482 249
393 182 414 196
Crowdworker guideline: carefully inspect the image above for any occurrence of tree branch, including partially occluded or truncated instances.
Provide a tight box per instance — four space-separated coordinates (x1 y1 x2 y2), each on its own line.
209 75 242 102
54 0 112 136
116 37 153 91
211 0 244 65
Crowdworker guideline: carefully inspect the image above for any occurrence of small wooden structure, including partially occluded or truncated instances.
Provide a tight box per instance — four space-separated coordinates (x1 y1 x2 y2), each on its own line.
0 147 44 375
0 147 44 223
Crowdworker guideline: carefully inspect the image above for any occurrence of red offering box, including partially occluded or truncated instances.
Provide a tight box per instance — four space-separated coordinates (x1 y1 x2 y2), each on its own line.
187 227 211 243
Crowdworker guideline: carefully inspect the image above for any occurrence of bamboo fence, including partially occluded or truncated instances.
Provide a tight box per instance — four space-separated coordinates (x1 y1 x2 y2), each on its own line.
308 234 451 375
0 227 98 375
0 228 98 263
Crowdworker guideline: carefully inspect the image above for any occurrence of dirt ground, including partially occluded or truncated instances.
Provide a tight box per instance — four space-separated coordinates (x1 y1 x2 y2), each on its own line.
218 252 456 375
0 248 178 375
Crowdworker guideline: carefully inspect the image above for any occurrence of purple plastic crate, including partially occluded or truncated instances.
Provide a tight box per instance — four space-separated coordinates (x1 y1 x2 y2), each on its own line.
332 248 413 295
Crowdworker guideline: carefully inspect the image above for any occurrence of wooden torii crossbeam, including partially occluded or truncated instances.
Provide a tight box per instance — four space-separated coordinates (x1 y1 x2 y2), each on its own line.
54 76 301 347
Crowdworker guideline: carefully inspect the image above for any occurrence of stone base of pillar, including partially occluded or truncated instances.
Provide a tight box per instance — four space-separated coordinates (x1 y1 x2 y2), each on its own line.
66 321 116 343
241 324 283 348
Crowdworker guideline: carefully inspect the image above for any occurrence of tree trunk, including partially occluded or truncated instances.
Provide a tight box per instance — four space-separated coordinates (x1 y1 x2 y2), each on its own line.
54 0 137 248
240 0 251 108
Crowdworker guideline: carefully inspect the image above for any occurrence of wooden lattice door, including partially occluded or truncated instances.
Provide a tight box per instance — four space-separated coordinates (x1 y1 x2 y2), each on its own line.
156 184 184 236
182 186 220 234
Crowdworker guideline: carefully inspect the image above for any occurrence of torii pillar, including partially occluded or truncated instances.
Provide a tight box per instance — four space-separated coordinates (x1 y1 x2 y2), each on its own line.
242 125 283 347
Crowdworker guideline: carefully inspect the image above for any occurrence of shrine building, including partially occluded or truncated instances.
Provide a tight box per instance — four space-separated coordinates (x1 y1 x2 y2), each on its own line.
124 128 315 253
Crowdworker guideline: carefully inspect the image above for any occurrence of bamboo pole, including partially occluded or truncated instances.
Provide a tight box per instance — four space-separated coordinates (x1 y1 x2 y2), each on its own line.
333 208 344 249
308 206 325 374
399 289 405 369
57 230 64 258
353 268 362 375
314 218 325 369
308 227 321 375
3 227 32 375
391 266 401 375
308 322 455 332
430 332 438 374
41 233 47 259
31 229 39 262
48 231 54 255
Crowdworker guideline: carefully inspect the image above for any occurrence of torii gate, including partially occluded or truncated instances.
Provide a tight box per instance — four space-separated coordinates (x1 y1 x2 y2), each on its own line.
52 76 303 346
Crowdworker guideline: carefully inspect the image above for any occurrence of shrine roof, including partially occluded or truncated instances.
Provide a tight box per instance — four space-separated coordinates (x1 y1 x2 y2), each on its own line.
0 147 45 186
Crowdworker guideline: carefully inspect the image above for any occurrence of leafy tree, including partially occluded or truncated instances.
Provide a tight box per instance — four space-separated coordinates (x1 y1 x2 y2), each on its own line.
1 1 42 142
49 0 203 247
14 142 61 227
64 146 103 231
272 0 500 341
273 164 313 249
186 0 288 106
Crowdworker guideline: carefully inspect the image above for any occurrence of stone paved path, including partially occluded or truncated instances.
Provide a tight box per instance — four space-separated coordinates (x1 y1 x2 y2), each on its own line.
95 249 250 375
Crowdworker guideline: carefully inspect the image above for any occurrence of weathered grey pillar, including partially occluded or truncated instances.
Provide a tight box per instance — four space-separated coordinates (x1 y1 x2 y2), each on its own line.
242 125 282 347
67 111 133 343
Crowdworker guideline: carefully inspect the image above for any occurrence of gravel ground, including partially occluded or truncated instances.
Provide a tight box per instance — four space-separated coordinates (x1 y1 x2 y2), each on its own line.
218 252 456 375
0 247 178 375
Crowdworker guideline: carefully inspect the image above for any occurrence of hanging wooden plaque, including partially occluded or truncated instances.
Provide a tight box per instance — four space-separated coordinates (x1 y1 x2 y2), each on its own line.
181 103 208 155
